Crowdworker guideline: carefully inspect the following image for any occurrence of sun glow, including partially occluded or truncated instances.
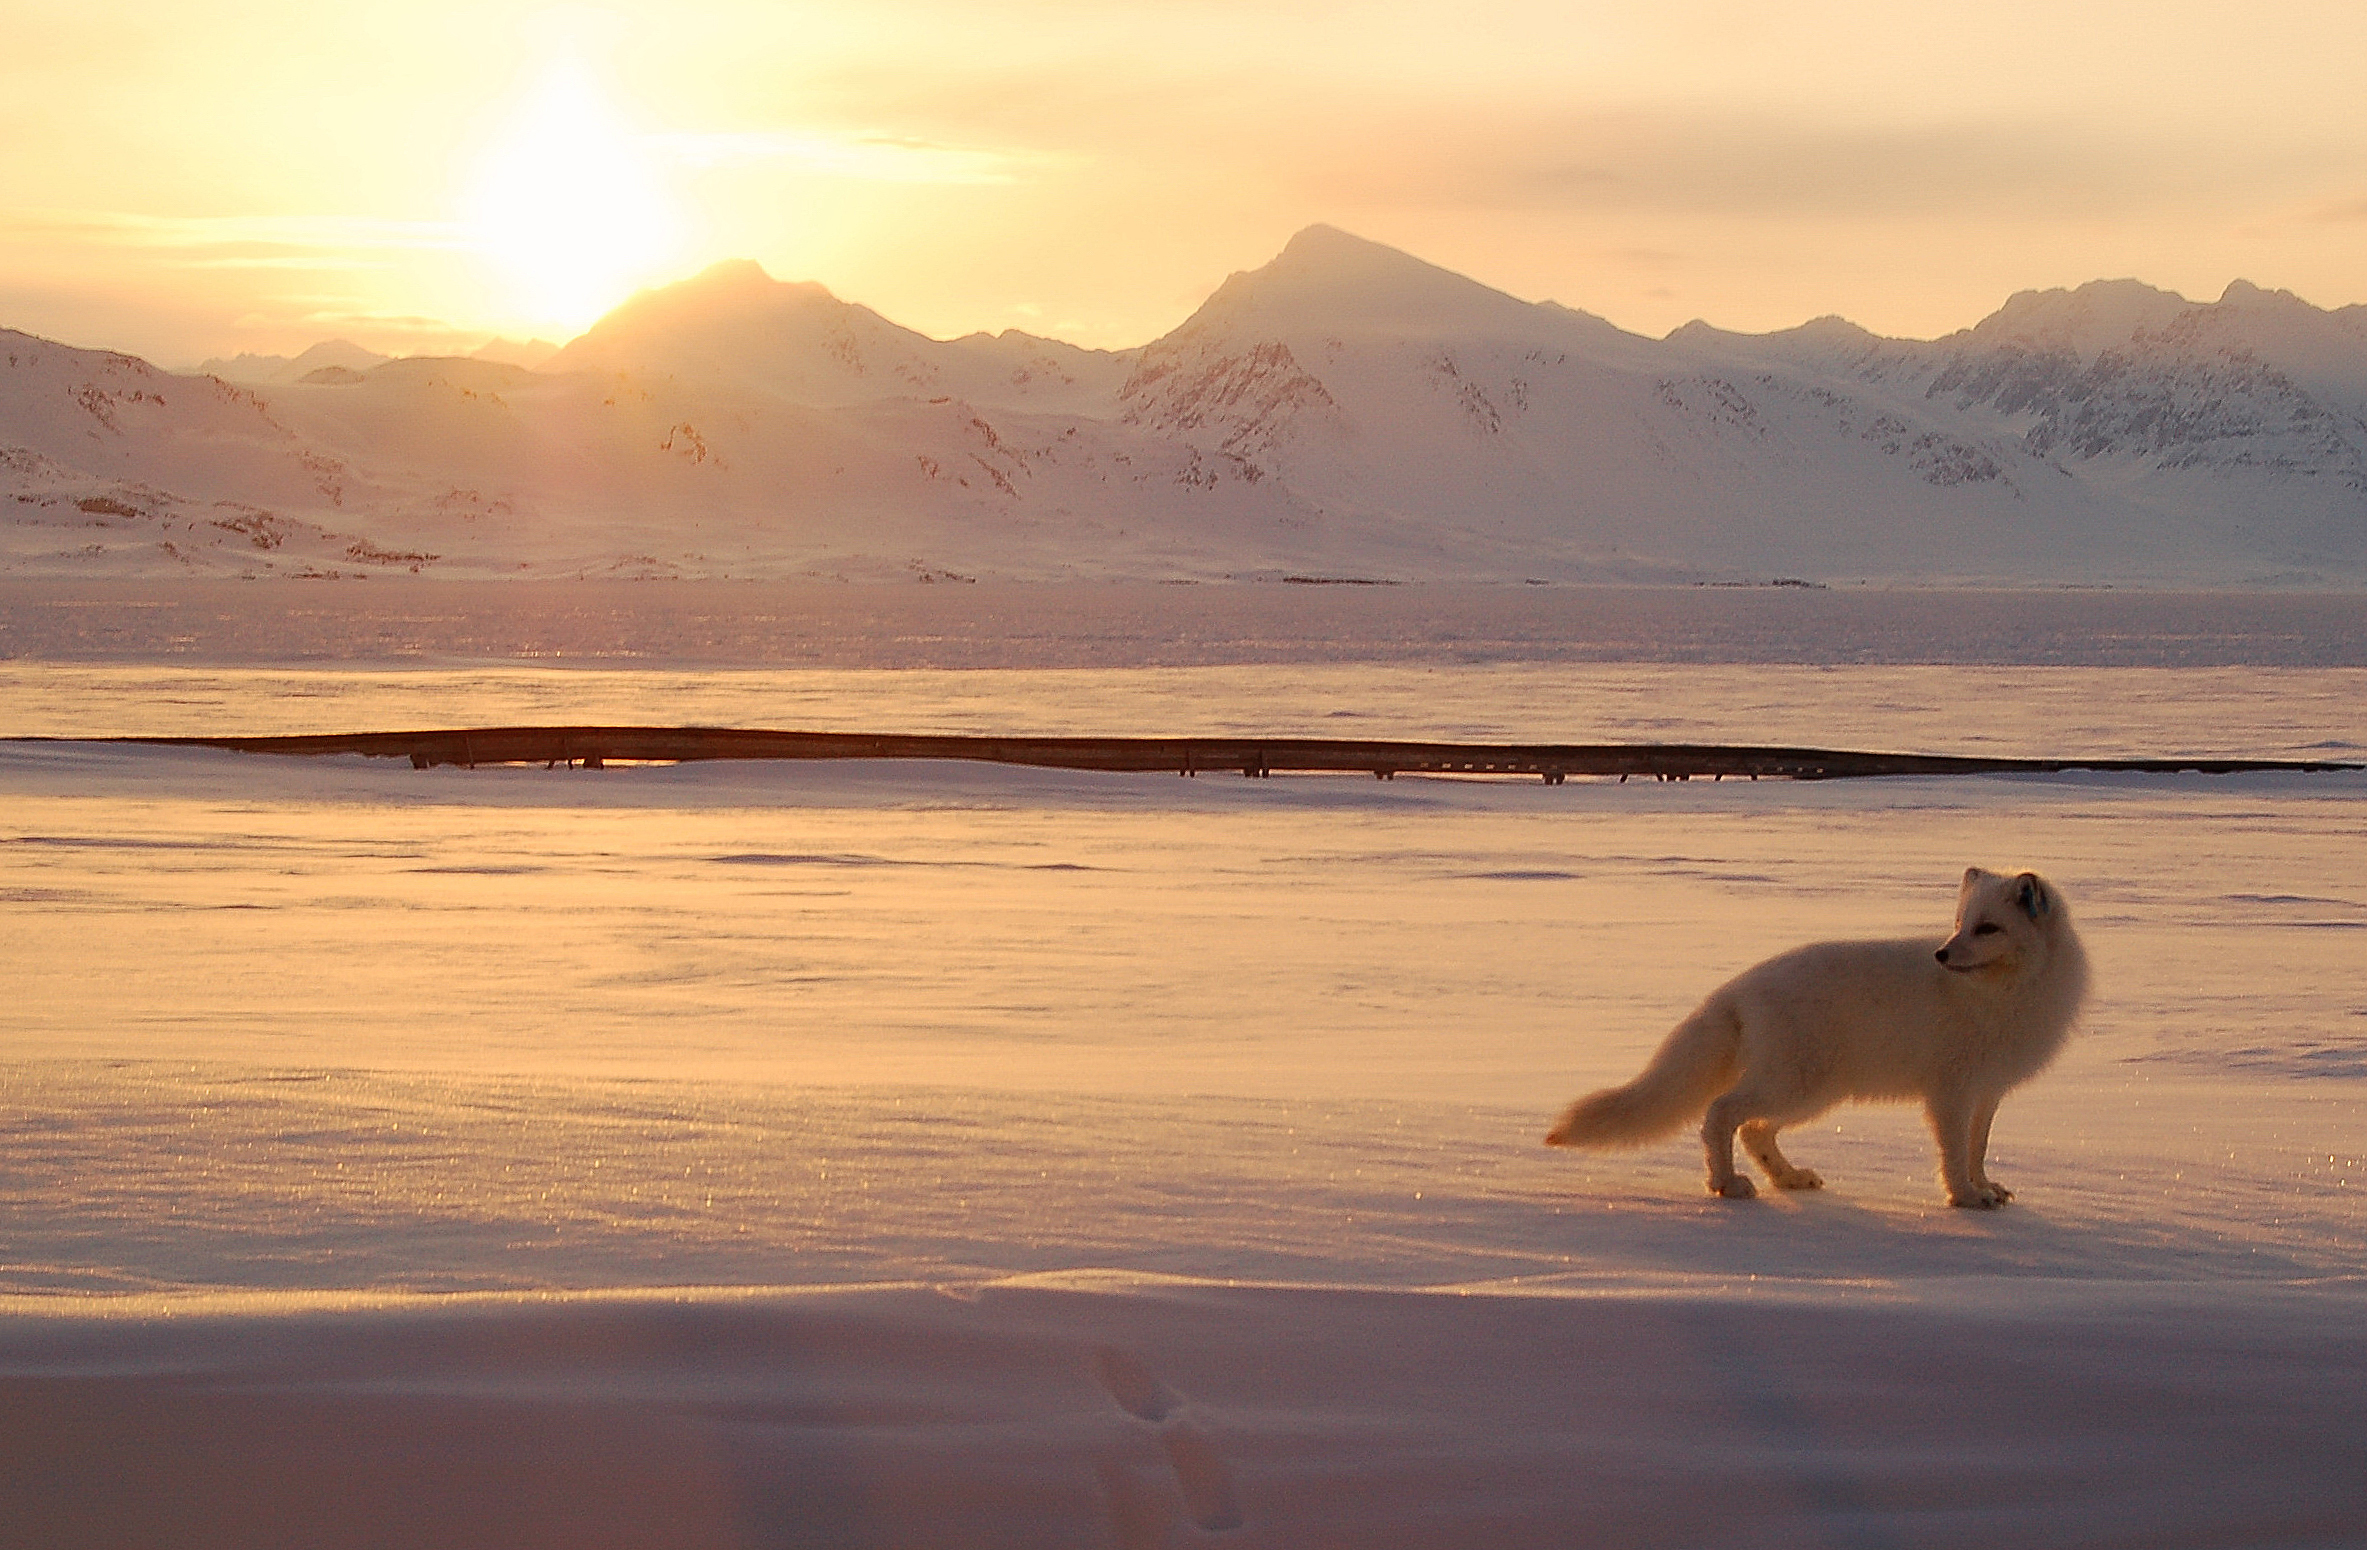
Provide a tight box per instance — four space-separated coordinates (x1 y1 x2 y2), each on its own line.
464 58 687 333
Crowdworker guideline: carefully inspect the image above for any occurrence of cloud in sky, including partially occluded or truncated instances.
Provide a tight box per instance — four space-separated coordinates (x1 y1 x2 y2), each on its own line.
7 211 467 258
652 130 1046 185
1278 110 2286 221
3 0 2365 360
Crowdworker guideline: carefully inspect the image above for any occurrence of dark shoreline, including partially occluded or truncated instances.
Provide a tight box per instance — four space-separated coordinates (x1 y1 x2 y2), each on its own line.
58 725 2363 780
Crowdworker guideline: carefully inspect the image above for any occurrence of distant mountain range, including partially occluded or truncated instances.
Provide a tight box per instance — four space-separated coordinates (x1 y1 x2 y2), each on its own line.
6 225 2365 584
195 336 561 386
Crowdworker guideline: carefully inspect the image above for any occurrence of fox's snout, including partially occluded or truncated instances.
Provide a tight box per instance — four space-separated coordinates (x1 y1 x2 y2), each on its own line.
1935 935 1994 972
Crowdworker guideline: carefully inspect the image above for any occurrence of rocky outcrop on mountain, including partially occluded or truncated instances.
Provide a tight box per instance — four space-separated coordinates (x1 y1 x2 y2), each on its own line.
6 230 2365 582
1923 284 2367 489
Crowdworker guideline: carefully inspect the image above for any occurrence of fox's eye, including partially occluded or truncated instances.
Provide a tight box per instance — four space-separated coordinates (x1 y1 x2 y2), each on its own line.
1973 923 2001 936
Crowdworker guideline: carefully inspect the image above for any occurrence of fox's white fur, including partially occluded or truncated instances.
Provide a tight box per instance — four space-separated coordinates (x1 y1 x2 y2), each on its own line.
1545 868 2089 1208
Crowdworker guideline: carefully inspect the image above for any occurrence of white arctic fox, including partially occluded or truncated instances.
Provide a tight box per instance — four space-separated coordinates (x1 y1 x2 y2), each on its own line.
1545 868 2089 1208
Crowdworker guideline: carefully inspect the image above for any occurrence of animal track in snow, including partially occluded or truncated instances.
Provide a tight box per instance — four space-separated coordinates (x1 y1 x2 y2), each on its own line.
1092 1346 1179 1422
1092 1344 1243 1534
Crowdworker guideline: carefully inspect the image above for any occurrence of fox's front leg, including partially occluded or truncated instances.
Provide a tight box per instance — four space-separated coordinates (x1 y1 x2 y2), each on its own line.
1967 1095 2011 1202
1927 1094 2007 1208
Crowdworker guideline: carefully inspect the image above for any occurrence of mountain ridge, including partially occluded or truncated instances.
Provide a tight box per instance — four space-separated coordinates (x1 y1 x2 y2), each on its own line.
7 228 2365 585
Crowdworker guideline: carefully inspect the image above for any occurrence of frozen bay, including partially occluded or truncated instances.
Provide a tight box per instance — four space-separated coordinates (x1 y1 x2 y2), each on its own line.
3 600 2364 1547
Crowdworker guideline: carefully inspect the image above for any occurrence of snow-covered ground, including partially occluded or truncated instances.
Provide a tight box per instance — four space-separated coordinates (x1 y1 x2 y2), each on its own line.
3 616 2364 1545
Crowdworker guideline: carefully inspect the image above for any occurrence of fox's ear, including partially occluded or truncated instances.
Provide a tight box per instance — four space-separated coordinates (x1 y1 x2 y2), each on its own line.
1962 866 1986 891
2015 873 2049 919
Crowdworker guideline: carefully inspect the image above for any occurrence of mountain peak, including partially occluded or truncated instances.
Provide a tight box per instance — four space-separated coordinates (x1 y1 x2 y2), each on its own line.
1965 278 2198 355
1260 225 1517 305
1667 314 1875 351
1177 225 1585 345
197 338 390 385
471 336 560 371
605 261 838 321
691 257 773 285
1271 223 1404 269
2216 278 2316 314
545 261 859 378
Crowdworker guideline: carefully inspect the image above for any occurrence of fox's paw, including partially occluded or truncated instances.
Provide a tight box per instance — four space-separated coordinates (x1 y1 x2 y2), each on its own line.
1948 1184 2010 1209
1772 1167 1824 1191
1709 1175 1758 1200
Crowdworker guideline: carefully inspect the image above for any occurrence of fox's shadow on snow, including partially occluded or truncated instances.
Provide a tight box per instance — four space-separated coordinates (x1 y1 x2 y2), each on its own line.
1510 1165 2323 1285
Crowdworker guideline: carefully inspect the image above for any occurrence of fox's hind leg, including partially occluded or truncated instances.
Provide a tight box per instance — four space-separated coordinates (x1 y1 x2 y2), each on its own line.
1706 1084 1828 1199
1700 1091 1759 1198
1738 1119 1824 1191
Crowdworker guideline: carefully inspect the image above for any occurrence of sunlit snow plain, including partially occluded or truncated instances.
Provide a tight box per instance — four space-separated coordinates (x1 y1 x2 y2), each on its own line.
2 588 2364 1549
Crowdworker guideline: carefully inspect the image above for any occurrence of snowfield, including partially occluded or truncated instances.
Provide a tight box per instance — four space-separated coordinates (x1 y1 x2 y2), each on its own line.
8 225 2367 586
3 600 2364 1546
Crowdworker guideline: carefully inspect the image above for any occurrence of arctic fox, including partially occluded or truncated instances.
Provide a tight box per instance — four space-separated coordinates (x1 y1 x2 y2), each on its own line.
1545 868 2089 1207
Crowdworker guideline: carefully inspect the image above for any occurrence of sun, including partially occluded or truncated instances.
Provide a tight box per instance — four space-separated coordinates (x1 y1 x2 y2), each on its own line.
464 58 686 334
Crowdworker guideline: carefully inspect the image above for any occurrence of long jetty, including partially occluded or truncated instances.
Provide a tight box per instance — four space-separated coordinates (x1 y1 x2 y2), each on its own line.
82 727 2367 781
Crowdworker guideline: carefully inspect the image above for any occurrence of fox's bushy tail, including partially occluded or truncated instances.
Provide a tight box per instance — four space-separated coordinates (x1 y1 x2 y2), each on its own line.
1545 1000 1741 1148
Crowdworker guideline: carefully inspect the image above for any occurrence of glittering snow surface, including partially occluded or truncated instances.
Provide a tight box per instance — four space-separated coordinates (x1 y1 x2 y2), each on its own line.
2 587 2363 1548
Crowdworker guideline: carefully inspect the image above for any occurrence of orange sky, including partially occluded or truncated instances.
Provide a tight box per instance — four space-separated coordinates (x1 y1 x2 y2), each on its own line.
5 0 2365 363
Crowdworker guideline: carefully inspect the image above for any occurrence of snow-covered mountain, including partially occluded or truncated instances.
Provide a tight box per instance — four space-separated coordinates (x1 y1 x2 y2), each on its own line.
469 337 559 371
8 227 2366 583
544 259 1132 417
194 339 394 387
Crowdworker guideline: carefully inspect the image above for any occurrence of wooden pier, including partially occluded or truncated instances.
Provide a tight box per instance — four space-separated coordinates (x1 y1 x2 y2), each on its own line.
75 726 2367 781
